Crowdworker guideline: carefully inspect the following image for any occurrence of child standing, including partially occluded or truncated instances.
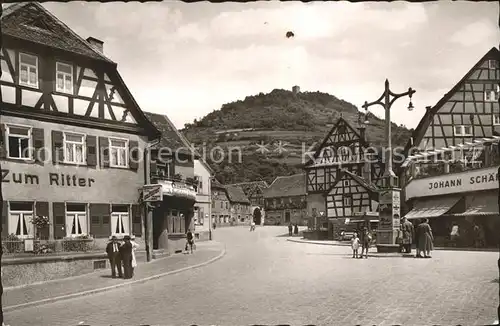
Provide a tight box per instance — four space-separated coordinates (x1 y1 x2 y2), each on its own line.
351 233 360 258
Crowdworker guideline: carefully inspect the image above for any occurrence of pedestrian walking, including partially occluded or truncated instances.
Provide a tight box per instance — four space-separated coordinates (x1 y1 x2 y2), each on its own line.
288 222 293 236
351 232 360 258
105 235 123 278
130 234 139 277
120 235 134 279
293 223 299 235
450 223 459 247
360 227 372 259
401 217 414 254
250 220 256 231
417 218 434 258
185 229 194 254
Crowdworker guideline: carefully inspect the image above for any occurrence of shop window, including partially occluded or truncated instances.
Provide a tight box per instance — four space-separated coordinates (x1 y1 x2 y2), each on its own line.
8 202 34 239
109 137 128 168
55 62 73 94
6 124 32 159
111 205 130 236
19 52 38 88
63 132 86 164
65 203 87 237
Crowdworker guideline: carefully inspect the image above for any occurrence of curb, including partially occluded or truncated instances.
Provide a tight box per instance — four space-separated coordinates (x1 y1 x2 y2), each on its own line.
287 239 498 252
4 244 226 313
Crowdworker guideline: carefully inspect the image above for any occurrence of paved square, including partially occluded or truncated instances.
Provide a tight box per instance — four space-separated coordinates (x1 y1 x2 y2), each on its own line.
5 226 498 326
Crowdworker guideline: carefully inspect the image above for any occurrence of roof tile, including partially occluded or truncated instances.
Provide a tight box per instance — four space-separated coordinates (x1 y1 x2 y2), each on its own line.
224 185 250 204
263 174 306 198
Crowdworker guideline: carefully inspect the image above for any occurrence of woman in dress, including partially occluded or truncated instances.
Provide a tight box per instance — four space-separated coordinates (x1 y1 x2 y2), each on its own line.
130 234 140 276
417 219 434 258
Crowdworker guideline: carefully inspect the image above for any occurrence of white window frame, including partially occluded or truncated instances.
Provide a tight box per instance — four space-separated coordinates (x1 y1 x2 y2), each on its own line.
453 125 472 137
111 211 130 237
63 132 86 165
65 207 88 238
343 196 352 206
8 206 34 239
493 114 500 126
5 124 33 160
484 89 499 102
109 137 129 168
19 52 38 88
55 62 74 94
488 60 499 70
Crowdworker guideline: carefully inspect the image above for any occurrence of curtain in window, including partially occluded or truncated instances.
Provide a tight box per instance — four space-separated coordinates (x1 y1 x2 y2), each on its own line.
66 143 74 162
75 144 83 163
20 66 28 83
111 148 118 166
24 213 33 237
78 213 87 235
121 214 130 235
29 67 37 84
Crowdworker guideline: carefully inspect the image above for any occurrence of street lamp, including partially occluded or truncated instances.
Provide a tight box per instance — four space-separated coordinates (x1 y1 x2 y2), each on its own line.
362 79 415 188
362 79 415 251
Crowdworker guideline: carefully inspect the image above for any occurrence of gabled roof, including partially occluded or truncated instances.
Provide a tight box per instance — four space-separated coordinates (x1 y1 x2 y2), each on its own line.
2 2 114 64
144 112 197 156
229 181 269 196
225 185 251 204
401 47 500 163
263 174 306 198
326 169 378 195
304 117 368 167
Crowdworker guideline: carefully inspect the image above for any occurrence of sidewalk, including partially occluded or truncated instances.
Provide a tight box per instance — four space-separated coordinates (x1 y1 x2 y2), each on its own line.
287 238 499 252
3 241 225 312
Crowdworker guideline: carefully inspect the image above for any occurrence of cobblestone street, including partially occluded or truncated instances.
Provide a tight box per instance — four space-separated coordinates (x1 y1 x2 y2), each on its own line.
5 226 498 326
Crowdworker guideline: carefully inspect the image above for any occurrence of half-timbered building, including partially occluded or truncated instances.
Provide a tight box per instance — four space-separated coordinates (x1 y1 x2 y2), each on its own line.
263 174 307 226
303 117 383 238
0 3 160 248
211 178 232 225
400 47 500 248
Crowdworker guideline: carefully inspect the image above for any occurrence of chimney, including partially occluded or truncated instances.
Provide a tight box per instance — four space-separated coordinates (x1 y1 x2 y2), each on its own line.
86 37 104 53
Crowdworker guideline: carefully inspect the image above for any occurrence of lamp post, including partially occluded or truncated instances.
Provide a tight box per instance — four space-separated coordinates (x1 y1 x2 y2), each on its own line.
362 79 415 251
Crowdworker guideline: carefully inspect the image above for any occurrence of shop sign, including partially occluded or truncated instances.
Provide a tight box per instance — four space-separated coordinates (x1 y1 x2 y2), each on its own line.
405 166 499 201
141 184 163 202
1 169 96 187
161 181 196 200
378 189 401 230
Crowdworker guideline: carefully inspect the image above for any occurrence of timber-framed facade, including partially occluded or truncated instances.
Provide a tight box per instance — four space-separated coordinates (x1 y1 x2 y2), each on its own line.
0 3 160 249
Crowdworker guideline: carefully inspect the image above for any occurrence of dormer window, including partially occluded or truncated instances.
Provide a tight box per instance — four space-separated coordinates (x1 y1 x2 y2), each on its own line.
454 125 472 137
19 53 38 88
56 62 73 94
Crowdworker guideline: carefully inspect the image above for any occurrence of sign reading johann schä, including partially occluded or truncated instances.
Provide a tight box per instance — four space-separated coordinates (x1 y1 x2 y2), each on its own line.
405 166 498 201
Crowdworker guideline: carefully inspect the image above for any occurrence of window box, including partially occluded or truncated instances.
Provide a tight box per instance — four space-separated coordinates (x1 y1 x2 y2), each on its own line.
6 124 32 160
56 62 73 94
63 132 86 165
19 53 38 88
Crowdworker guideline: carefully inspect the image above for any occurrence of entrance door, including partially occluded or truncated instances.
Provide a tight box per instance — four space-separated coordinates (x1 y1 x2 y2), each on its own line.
285 211 291 223
253 207 262 225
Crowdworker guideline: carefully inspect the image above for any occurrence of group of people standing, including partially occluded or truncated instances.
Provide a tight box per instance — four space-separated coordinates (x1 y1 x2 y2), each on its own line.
105 235 140 279
399 217 434 258
350 227 372 258
287 223 299 236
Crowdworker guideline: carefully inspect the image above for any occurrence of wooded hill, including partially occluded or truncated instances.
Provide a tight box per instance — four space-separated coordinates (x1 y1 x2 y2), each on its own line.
181 89 412 184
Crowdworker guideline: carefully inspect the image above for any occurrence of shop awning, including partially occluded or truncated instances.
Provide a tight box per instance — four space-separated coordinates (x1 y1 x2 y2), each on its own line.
404 196 462 220
452 194 498 217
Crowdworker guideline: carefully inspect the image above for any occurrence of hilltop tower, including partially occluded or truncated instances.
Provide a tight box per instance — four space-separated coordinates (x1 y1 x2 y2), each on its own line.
292 85 300 95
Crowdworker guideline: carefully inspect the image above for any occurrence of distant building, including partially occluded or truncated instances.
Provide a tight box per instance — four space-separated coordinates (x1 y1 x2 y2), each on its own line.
211 179 231 225
263 174 307 226
228 181 269 225
225 185 252 224
292 85 300 94
194 158 214 240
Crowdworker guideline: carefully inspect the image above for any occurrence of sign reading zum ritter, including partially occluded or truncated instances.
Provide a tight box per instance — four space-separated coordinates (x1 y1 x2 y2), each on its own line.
1 169 95 187
405 166 499 200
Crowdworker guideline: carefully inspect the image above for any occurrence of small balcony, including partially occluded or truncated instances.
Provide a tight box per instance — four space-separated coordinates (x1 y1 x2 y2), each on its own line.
150 173 197 201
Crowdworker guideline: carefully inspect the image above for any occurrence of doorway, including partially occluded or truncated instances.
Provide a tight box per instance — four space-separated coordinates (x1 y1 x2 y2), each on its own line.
285 211 291 223
253 207 262 225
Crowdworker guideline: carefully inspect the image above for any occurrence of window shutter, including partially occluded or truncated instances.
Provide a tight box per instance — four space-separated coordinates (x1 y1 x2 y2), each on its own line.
32 128 45 164
2 201 7 237
99 137 109 168
150 160 157 175
51 130 64 164
132 204 142 236
129 140 139 170
86 136 97 167
53 202 65 239
89 203 109 238
0 124 6 159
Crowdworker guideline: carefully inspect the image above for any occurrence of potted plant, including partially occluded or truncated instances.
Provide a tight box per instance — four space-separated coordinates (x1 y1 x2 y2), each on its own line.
173 173 183 182
31 215 50 239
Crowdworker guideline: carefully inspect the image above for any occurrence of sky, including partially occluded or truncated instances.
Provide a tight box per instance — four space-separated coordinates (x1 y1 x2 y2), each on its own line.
39 1 499 130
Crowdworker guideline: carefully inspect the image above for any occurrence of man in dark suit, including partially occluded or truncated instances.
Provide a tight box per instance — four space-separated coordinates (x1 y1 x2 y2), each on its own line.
120 235 133 279
105 235 122 278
